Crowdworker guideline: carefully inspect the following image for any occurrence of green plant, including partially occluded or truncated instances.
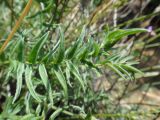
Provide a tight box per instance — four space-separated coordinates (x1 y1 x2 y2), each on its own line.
0 25 147 119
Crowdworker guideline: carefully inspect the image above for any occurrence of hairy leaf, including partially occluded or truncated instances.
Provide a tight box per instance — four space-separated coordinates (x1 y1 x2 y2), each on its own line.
17 37 25 62
104 28 147 50
66 61 85 91
53 66 68 98
39 64 48 88
25 66 41 102
67 26 86 59
106 63 126 80
39 64 53 104
55 27 65 63
29 32 49 63
49 108 62 120
13 62 25 103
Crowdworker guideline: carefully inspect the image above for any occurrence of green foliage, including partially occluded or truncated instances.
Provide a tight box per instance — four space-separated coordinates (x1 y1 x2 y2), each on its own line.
66 26 86 59
13 62 24 103
2 1 157 119
25 65 42 102
102 54 142 80
0 26 147 119
53 65 68 99
103 28 147 50
28 32 49 64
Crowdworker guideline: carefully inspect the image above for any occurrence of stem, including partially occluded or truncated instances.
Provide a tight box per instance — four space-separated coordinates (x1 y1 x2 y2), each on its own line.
0 0 33 53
